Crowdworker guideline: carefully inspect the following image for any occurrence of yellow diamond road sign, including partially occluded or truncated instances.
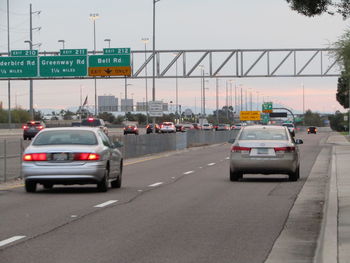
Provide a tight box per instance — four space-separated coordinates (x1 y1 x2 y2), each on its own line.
240 111 261 121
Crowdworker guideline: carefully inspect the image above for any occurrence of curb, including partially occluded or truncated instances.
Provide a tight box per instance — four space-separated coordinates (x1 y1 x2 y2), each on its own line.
313 146 338 263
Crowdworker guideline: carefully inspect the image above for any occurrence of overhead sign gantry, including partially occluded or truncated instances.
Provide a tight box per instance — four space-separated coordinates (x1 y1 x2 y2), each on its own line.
0 48 132 79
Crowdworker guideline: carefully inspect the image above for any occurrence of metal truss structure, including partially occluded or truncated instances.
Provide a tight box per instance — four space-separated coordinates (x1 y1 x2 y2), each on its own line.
0 48 341 80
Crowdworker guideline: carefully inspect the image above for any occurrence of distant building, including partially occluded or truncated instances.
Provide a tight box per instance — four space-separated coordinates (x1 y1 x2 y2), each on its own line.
121 99 133 112
98 95 118 112
136 102 148 112
162 103 168 112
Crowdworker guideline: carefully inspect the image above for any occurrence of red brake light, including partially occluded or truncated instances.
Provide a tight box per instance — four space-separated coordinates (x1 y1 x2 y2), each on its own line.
74 153 100 161
37 125 44 130
23 153 47 161
146 125 150 129
231 146 251 153
31 121 35 124
274 147 295 153
88 118 94 122
22 125 28 129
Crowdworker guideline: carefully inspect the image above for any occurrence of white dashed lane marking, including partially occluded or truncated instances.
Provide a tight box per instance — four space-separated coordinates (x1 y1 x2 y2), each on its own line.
183 171 194 175
0 236 26 247
94 200 118 208
207 163 216 166
148 182 163 187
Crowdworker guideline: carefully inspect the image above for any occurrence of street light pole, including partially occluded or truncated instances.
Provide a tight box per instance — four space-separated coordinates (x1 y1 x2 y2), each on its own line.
216 78 219 124
7 0 11 127
142 38 149 124
90 13 99 116
152 0 160 132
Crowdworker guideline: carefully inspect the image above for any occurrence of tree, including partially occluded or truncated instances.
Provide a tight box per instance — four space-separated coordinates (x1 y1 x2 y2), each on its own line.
304 109 323 126
286 0 350 19
336 73 350 108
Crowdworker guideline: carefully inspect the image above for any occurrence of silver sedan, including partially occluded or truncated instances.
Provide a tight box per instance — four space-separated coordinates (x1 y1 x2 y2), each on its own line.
22 127 123 192
229 125 303 181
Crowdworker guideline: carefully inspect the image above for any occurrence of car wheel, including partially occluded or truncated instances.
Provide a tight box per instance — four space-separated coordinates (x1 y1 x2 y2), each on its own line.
23 136 27 140
97 169 109 192
25 181 36 193
111 162 123 188
230 169 242 181
43 183 53 189
289 166 300 181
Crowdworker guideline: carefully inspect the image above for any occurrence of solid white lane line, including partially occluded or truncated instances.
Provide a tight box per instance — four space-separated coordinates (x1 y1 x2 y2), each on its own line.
207 163 216 166
148 182 163 187
94 200 118 208
0 236 26 247
183 171 194 175
225 157 230 160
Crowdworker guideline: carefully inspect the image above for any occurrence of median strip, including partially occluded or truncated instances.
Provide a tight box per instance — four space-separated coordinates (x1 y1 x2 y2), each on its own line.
0 236 26 247
148 182 163 187
94 200 118 208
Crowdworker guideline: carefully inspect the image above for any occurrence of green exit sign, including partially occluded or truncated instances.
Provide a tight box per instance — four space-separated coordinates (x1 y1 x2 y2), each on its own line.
11 50 38 57
60 49 87 56
103 48 130 55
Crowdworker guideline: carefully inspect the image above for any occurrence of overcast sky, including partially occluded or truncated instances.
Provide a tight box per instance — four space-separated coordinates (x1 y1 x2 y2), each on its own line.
0 0 349 113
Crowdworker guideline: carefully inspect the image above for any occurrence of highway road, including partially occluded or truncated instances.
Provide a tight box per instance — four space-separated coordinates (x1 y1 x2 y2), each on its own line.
0 131 329 263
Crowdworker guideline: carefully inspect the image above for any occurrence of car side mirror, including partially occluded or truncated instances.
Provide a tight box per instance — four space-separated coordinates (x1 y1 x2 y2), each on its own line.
295 139 303 145
114 141 124 148
228 138 235 144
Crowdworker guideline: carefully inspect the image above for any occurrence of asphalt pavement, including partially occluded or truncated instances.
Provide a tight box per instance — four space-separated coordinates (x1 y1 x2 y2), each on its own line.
0 131 337 263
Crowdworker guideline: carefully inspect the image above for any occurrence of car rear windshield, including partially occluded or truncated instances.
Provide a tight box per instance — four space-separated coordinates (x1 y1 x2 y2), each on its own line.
239 129 287 140
33 130 98 145
81 119 101 126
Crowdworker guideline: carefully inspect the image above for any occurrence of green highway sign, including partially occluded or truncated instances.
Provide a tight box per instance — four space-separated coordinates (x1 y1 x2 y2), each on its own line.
262 102 273 113
10 50 38 57
103 48 130 55
60 49 87 56
39 55 87 77
262 114 270 123
0 56 38 78
89 54 131 67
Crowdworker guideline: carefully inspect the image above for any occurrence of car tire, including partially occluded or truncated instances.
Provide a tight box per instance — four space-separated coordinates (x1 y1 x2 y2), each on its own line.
111 162 123 189
25 181 36 193
97 169 109 192
43 183 53 189
289 166 300 181
23 136 27 140
230 169 242 181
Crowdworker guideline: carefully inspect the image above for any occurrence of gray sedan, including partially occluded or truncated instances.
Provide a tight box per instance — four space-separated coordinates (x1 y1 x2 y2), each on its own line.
22 127 123 192
229 125 303 181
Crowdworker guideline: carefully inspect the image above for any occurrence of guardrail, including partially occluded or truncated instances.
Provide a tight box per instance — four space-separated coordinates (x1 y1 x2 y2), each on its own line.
0 130 238 183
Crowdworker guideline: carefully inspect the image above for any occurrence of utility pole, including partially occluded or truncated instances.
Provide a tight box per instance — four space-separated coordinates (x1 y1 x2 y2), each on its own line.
28 4 41 120
7 0 11 127
216 78 219 124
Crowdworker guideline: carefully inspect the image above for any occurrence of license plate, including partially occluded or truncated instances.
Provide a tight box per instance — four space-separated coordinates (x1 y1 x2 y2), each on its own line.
258 148 268 154
52 153 68 161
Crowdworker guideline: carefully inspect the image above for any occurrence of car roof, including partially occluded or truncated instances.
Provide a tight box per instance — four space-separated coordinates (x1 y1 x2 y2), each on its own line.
242 125 287 130
37 127 100 132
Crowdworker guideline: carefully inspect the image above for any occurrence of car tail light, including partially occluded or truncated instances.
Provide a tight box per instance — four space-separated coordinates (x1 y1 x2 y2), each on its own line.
146 125 150 129
22 125 28 130
315 128 317 132
74 153 100 161
231 146 251 153
307 128 310 132
36 125 44 130
23 153 47 161
274 147 295 153
30 121 35 124
88 117 94 122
